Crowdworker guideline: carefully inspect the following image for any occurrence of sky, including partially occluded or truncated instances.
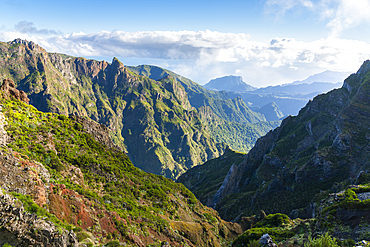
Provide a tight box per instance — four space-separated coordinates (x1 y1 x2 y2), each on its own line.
0 0 370 87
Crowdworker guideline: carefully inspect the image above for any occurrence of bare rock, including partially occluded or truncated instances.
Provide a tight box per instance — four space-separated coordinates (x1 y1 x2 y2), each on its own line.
259 234 277 247
0 190 81 246
1 79 30 104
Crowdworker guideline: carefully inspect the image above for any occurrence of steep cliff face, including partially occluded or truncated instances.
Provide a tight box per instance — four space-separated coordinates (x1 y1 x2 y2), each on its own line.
0 93 242 246
182 60 370 221
0 40 225 179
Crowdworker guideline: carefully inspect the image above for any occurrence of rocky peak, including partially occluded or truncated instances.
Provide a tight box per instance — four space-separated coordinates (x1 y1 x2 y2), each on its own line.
111 57 125 70
355 60 370 79
0 79 30 104
343 60 370 93
9 38 44 52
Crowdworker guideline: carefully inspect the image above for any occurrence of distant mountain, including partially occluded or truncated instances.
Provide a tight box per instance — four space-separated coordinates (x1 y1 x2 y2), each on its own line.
255 102 284 121
201 73 346 117
227 91 308 116
180 60 370 222
254 81 342 96
203 75 256 92
291 70 349 85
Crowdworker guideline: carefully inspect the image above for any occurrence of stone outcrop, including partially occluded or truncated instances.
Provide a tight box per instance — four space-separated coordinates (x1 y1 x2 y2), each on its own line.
1 79 30 104
259 234 277 247
0 190 80 246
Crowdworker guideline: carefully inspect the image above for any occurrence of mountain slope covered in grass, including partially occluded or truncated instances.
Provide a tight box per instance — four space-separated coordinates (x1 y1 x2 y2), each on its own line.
127 64 280 153
0 39 226 179
0 84 242 246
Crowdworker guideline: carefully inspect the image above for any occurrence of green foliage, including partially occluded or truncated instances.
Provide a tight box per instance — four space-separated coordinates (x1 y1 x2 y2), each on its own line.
254 213 290 228
304 233 339 247
76 231 90 241
232 227 294 247
247 240 260 247
203 213 218 224
178 148 246 205
0 96 216 245
198 106 280 153
2 244 13 247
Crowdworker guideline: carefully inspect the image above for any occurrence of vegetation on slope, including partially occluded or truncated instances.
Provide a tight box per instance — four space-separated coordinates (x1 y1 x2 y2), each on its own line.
198 106 281 153
0 93 241 246
179 60 370 225
127 64 280 153
177 147 246 206
0 40 225 179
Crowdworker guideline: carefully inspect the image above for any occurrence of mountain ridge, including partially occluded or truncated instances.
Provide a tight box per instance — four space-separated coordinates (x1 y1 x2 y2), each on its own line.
180 60 370 223
0 39 226 179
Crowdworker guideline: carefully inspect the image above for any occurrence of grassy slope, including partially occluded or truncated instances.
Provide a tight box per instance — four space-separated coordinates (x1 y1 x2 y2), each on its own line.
0 94 241 246
127 64 280 153
0 41 225 179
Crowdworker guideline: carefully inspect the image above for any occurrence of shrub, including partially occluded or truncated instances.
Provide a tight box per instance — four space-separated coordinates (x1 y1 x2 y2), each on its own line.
304 233 339 247
254 213 291 228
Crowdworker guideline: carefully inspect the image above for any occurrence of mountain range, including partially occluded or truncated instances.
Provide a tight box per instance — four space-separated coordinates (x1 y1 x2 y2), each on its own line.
180 60 370 223
0 40 234 179
1 38 370 245
203 71 347 117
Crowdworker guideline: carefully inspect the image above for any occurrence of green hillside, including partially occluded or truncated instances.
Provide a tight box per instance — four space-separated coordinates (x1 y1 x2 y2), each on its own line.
0 40 226 179
0 87 242 246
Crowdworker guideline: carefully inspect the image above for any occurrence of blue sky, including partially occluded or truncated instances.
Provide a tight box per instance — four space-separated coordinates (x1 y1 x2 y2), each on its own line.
1 0 370 87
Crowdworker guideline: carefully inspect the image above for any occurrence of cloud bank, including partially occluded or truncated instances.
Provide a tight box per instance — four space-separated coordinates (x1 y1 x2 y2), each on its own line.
0 29 369 86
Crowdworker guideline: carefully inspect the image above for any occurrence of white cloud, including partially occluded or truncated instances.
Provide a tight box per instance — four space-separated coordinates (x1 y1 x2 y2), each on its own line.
0 29 368 86
265 0 370 37
326 0 370 37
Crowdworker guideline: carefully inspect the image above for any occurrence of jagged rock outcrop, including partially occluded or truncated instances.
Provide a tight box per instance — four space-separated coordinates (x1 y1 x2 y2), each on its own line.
0 190 79 246
1 79 30 104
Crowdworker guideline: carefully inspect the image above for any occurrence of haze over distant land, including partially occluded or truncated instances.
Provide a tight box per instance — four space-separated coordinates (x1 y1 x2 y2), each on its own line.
0 0 369 86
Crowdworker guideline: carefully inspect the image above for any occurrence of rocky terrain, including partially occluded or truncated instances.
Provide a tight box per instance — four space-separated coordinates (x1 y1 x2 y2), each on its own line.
0 79 243 246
